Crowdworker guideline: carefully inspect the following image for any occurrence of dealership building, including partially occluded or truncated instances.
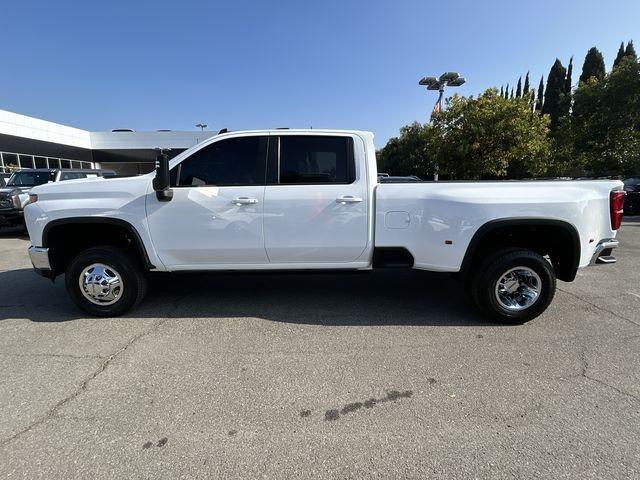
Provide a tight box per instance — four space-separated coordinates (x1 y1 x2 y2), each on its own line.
0 109 217 175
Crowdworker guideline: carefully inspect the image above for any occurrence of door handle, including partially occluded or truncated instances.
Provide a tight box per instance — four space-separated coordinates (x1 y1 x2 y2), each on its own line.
232 197 259 206
336 196 363 204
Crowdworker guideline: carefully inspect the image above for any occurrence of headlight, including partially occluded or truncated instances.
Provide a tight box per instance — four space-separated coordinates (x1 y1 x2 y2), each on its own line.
10 191 22 209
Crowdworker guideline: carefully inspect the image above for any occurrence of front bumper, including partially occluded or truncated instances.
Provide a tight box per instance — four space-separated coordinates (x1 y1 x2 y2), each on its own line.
28 246 54 278
589 239 619 266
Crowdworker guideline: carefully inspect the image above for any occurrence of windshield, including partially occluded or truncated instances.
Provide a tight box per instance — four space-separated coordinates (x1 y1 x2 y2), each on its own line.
623 177 640 186
7 171 55 187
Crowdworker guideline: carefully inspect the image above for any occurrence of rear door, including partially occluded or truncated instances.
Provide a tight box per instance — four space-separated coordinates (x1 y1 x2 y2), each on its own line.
263 134 369 264
146 135 269 267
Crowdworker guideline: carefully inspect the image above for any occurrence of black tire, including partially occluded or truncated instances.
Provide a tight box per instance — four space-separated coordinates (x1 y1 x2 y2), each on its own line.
65 246 147 317
469 248 556 324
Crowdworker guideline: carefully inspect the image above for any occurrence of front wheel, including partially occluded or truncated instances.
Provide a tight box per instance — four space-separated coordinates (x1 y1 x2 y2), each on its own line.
470 248 556 324
65 246 148 317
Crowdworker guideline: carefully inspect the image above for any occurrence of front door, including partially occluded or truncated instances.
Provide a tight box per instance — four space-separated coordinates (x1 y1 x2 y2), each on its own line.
263 135 369 264
146 135 269 268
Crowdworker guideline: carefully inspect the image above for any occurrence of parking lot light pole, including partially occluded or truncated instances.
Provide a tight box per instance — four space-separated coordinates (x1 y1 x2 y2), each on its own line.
418 72 466 181
195 123 207 131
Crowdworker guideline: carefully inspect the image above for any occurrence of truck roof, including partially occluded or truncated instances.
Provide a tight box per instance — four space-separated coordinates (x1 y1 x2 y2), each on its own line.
216 128 374 138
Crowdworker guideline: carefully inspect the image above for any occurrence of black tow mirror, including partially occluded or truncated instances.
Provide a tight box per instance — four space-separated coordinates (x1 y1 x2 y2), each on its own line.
152 149 173 202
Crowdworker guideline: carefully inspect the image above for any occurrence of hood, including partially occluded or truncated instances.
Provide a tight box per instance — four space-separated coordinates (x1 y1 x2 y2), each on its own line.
0 186 30 196
30 174 152 199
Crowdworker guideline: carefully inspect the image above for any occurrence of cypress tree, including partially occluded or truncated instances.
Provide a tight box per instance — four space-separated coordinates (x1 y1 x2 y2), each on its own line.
523 72 530 95
510 87 514 99
625 40 637 61
613 41 626 68
505 84 510 99
500 85 504 97
542 59 566 128
564 57 573 94
536 76 544 111
516 77 522 97
559 57 573 118
579 47 606 83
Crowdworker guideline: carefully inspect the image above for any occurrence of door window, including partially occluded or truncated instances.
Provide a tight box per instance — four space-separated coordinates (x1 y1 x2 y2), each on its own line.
173 136 267 187
278 136 355 184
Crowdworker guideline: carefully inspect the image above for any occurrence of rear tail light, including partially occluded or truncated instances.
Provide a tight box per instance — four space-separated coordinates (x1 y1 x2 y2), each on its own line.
610 190 626 230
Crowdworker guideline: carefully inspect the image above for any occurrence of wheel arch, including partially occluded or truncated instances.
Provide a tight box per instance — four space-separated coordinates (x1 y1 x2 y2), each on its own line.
459 218 581 282
42 217 155 275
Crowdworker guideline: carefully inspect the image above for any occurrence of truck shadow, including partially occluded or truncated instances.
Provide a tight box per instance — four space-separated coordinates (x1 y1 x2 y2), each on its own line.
0 226 28 239
0 268 497 326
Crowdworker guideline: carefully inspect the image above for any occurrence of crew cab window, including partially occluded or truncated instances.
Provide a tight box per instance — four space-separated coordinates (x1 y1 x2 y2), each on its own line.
279 136 354 184
173 136 267 187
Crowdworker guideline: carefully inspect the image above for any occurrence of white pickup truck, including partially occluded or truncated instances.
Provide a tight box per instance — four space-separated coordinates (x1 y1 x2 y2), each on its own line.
24 129 625 323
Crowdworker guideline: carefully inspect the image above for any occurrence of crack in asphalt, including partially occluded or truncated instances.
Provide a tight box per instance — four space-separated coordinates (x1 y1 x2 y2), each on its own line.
0 290 192 450
578 347 640 405
0 317 170 450
558 287 640 329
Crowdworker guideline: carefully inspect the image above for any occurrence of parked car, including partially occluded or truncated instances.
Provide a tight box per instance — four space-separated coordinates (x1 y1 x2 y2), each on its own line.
0 172 11 187
0 168 115 228
623 177 640 216
24 130 624 323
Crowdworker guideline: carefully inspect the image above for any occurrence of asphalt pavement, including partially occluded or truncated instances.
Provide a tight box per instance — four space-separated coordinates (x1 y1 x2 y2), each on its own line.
0 220 639 479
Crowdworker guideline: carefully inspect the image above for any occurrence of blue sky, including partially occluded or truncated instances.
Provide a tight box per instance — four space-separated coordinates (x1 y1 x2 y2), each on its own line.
1 0 639 144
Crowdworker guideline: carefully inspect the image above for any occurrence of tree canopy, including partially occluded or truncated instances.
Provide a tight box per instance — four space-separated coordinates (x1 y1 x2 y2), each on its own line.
378 39 640 180
378 91 550 180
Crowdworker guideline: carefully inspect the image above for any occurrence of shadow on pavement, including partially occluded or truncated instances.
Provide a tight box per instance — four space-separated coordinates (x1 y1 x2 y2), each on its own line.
0 226 28 239
0 267 497 327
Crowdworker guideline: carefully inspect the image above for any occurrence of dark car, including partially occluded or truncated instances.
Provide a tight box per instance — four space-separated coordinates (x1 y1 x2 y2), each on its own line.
0 172 11 187
623 177 640 216
0 168 115 228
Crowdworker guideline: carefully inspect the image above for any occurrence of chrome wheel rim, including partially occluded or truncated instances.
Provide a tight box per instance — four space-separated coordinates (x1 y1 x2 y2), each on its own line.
79 263 124 306
494 266 541 311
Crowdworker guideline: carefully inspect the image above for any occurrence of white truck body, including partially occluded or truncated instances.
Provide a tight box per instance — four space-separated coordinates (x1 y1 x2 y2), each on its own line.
23 129 624 321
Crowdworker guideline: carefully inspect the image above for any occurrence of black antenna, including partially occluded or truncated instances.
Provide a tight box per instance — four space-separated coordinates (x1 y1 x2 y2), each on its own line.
218 128 228 135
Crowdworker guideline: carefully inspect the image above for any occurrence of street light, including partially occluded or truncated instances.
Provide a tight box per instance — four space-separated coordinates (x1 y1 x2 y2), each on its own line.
419 71 466 116
195 123 207 131
419 72 466 181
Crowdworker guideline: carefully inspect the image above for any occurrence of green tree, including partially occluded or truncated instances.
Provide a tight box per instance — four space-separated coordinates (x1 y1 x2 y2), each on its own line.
430 90 551 179
523 71 530 95
376 122 438 178
559 57 573 118
500 85 504 97
613 41 626 68
516 77 522 97
572 56 640 176
579 47 606 84
625 40 637 61
536 76 544 111
542 59 567 128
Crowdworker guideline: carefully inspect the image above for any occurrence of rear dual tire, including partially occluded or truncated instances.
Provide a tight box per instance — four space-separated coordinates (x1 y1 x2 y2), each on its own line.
468 248 556 324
